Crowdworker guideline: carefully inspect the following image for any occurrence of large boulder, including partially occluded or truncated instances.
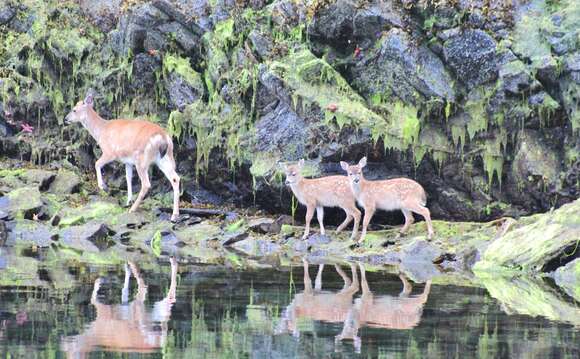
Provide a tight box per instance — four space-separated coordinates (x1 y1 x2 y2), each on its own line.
79 0 122 32
351 29 456 104
443 29 500 89
0 187 44 219
511 130 561 189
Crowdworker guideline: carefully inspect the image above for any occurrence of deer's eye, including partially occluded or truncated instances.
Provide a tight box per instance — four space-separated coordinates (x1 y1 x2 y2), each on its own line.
291 172 296 176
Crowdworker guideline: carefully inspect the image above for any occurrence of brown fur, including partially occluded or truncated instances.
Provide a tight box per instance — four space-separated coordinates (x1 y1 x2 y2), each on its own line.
341 157 434 242
283 159 361 240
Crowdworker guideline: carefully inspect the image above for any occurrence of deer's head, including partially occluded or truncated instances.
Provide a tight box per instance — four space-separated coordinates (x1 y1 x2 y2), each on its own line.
282 159 305 186
340 157 367 186
65 93 94 125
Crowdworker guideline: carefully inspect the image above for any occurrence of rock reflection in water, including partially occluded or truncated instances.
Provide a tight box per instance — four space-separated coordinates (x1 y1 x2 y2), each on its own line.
61 258 178 357
337 263 431 352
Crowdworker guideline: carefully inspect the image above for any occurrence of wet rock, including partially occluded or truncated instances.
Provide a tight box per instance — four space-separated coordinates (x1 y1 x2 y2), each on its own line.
268 0 306 28
0 169 55 192
511 130 561 188
131 53 162 91
221 231 249 246
0 210 9 220
307 233 332 246
443 29 499 88
247 218 275 234
0 220 8 246
353 1 406 40
157 21 199 52
499 60 535 95
59 223 116 252
0 187 44 219
0 3 16 25
248 30 273 60
183 183 225 206
352 28 456 104
400 240 444 264
232 238 281 257
48 170 81 195
165 72 204 111
552 258 580 302
6 220 53 248
254 102 307 160
307 0 356 45
293 239 309 252
79 0 122 32
475 199 580 272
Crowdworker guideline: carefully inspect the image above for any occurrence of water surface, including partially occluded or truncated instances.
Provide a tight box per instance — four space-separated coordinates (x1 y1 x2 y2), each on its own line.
0 259 578 358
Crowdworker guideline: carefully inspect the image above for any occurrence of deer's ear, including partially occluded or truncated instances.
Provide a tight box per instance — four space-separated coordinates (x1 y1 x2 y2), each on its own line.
84 93 94 107
298 159 305 168
340 161 349 172
358 157 367 168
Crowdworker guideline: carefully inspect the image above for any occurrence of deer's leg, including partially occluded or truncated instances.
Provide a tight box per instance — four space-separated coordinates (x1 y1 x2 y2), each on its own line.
358 263 370 295
156 155 181 222
315 264 324 291
410 204 434 239
128 261 148 302
316 206 325 235
125 164 133 207
121 263 131 304
95 155 113 191
91 278 102 305
335 264 351 290
399 274 412 298
359 206 375 244
350 207 361 240
129 162 151 214
336 209 353 234
303 204 315 239
302 258 313 295
400 209 414 234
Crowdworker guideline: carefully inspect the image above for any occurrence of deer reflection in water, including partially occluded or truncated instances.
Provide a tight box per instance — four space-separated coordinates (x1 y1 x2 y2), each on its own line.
61 258 178 358
276 259 360 337
337 263 431 352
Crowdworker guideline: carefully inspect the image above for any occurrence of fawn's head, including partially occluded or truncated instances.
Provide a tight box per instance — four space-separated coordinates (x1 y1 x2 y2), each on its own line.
282 159 305 186
65 93 94 125
340 157 367 185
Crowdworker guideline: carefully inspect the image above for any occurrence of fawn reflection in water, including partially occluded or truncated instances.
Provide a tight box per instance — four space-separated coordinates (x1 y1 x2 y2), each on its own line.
61 258 178 358
278 260 431 353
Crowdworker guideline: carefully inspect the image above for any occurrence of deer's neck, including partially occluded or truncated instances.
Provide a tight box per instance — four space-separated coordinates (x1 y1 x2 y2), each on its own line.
289 178 306 203
82 109 108 144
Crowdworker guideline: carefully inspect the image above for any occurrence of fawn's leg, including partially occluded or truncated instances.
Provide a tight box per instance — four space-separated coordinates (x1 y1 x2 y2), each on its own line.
95 155 113 191
315 264 324 291
358 263 370 296
350 208 361 240
316 206 325 235
121 263 131 304
399 274 412 298
400 209 415 234
303 204 315 239
129 162 151 214
359 206 375 244
125 164 133 206
410 204 434 239
336 209 353 233
156 155 181 222
302 258 313 295
335 264 352 290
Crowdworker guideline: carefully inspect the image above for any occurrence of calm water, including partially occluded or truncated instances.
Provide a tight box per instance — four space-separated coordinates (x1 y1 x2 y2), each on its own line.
0 259 578 358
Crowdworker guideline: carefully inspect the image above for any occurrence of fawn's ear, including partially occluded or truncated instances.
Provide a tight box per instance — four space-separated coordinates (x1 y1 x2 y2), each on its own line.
340 161 349 172
358 156 367 168
84 93 94 107
298 158 305 168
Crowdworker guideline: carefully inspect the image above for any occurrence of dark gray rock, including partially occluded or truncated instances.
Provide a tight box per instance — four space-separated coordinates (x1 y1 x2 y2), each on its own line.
60 223 115 252
221 231 249 246
48 170 81 195
268 0 306 28
512 130 561 188
443 29 499 88
131 53 162 91
79 0 122 32
499 60 534 95
254 102 307 160
307 233 332 246
165 72 204 111
351 28 456 104
247 218 275 234
7 220 53 248
184 183 225 206
152 0 207 36
157 21 199 52
353 1 406 40
0 3 16 25
400 240 443 264
248 30 273 60
232 238 281 257
293 239 309 252
0 220 8 246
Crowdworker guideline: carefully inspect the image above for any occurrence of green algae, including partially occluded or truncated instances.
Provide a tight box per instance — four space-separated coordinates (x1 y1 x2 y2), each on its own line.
163 54 205 94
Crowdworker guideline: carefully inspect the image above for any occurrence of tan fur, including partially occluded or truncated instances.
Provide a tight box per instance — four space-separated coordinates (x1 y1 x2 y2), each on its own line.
65 94 180 221
61 259 178 358
276 259 359 337
341 157 434 242
337 263 431 352
283 159 361 240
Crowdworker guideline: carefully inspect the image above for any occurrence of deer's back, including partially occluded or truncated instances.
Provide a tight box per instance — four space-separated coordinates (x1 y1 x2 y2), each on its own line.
295 292 355 323
294 176 355 207
357 295 423 329
100 119 169 160
361 178 426 209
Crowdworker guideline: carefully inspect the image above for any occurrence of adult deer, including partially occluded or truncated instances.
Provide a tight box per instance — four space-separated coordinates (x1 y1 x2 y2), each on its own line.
282 159 361 240
276 259 359 337
61 258 178 357
65 93 180 221
340 157 434 242
336 263 431 352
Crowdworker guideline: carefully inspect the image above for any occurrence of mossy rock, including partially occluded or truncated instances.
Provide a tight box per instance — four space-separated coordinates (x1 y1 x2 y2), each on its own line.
48 169 81 195
0 187 44 219
475 199 580 272
59 201 125 227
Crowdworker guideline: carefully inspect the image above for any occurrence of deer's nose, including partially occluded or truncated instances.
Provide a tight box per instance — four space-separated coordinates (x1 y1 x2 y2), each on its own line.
285 179 291 185
353 178 360 184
